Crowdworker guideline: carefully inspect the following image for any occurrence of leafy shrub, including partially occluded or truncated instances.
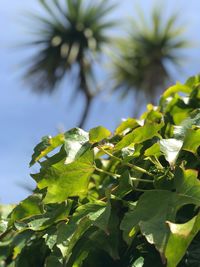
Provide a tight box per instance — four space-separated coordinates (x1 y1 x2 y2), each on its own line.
0 76 200 266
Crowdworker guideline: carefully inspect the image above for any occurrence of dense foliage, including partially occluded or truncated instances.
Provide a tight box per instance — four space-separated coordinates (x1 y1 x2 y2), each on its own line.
1 76 200 266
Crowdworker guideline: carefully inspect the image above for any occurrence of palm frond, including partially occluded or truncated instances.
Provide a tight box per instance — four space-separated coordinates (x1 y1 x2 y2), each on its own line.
24 0 116 95
111 6 189 109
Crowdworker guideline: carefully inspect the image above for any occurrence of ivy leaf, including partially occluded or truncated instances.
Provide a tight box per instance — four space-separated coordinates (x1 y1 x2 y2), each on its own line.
43 227 58 251
72 200 111 233
161 83 191 100
121 189 200 256
11 230 34 259
185 75 200 87
115 122 163 150
64 128 89 164
182 128 200 154
144 143 161 157
141 105 162 123
33 150 95 203
165 214 200 267
30 134 64 166
115 118 139 135
89 126 111 143
160 139 183 168
174 168 200 200
9 194 43 225
57 201 111 258
22 201 72 231
174 109 200 139
89 205 120 260
58 218 92 261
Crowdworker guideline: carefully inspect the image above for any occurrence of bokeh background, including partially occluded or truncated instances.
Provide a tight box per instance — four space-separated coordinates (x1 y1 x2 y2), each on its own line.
0 0 199 203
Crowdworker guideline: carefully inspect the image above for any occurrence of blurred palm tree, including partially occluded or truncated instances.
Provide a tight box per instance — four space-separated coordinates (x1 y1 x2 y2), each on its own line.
24 0 115 127
111 7 188 117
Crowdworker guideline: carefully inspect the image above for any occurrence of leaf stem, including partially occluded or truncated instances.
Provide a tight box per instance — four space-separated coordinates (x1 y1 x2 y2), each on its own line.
134 188 150 192
95 166 120 178
95 167 153 184
130 177 154 183
154 157 164 169
98 146 153 176
100 185 119 201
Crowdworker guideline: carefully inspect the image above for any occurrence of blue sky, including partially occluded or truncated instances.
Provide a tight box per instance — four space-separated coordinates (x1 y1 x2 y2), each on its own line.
0 0 200 204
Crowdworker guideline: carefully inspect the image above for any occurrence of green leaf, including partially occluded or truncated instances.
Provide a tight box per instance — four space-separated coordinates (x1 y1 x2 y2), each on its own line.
12 230 34 259
72 200 111 233
132 257 144 267
174 109 200 139
115 122 163 150
144 143 161 157
89 126 111 143
165 214 200 267
171 106 191 125
174 168 200 201
121 189 200 255
68 246 89 267
141 105 163 123
33 150 95 203
22 201 72 231
57 201 110 258
161 83 191 99
30 134 64 166
0 204 15 219
9 194 43 225
89 223 119 260
185 75 200 87
160 138 183 168
58 218 92 260
43 227 57 250
115 118 139 135
182 128 200 154
64 128 89 164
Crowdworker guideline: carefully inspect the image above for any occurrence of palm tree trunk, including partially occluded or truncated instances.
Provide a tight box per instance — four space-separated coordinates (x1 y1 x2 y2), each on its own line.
78 56 93 128
78 95 92 128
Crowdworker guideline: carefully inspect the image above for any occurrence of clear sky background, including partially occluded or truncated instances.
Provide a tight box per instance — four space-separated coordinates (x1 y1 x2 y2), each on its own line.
0 0 200 204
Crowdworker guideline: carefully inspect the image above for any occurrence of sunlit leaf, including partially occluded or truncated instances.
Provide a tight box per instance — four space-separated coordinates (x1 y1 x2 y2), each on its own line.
115 122 163 150
182 128 200 154
9 194 43 225
160 138 183 168
89 126 111 143
165 215 200 267
33 151 95 203
115 118 139 135
30 134 64 166
64 128 89 164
